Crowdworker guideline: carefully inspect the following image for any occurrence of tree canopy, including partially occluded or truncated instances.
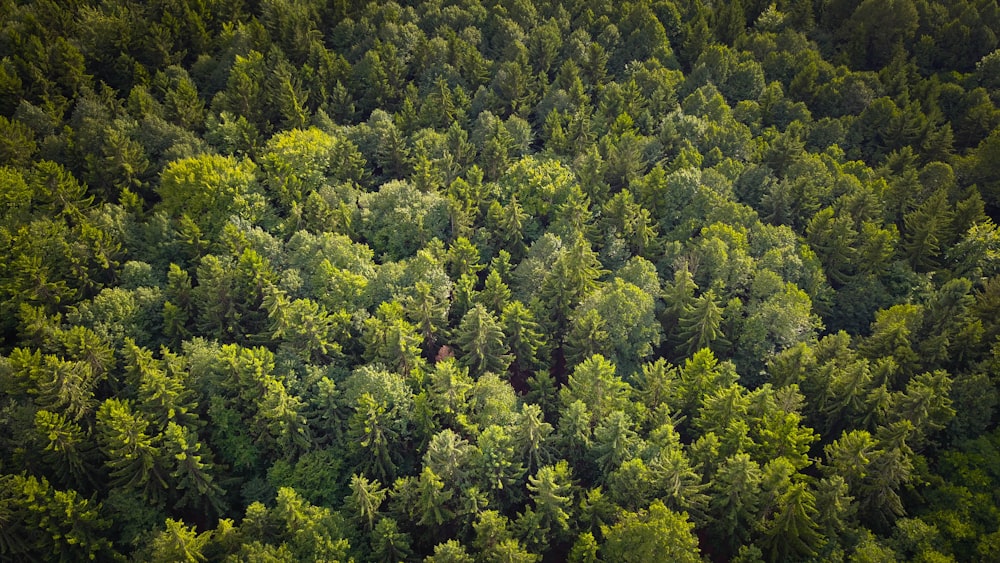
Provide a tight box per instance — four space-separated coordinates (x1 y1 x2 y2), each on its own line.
2 0 1000 560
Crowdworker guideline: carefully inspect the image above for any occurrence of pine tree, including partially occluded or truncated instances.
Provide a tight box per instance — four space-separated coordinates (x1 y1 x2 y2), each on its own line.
33 409 97 488
423 429 475 487
902 189 954 271
371 517 413 563
348 393 399 482
163 422 226 516
478 269 512 315
147 519 211 563
428 360 474 428
347 473 387 533
96 398 169 503
455 304 512 376
676 289 727 357
416 466 455 527
761 482 823 561
709 453 762 549
501 301 547 377
124 339 200 429
404 281 450 353
539 233 605 339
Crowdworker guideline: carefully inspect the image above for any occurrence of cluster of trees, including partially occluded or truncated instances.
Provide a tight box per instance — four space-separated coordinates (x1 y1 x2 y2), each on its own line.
2 0 1000 560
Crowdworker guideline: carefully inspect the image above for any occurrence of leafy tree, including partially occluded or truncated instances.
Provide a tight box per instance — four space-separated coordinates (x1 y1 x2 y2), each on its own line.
156 154 263 238
600 500 701 562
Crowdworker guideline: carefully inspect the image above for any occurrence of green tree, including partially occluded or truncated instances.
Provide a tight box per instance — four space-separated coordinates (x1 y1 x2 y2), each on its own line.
568 278 662 375
709 453 762 550
372 517 413 563
162 421 226 516
32 409 97 488
0 473 113 561
455 304 512 377
96 398 169 503
514 403 555 474
416 466 455 528
600 500 701 562
526 460 575 538
346 473 387 533
147 518 212 563
760 481 823 561
156 154 263 238
902 189 954 271
348 393 400 483
501 301 547 377
539 233 605 340
676 289 728 357
560 355 632 425
475 424 525 504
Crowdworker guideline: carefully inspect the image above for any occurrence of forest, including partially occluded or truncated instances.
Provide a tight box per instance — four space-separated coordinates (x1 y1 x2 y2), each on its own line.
1 0 1000 560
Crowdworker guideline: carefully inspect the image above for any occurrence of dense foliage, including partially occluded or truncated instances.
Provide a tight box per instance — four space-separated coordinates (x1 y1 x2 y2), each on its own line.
2 0 1000 560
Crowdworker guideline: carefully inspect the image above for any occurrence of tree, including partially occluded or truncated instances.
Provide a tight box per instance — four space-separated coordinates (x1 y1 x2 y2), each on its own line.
147 518 212 563
427 361 474 429
559 355 632 425
501 301 547 378
902 189 954 271
526 461 574 537
156 154 263 238
676 289 727 357
423 429 475 488
539 233 605 339
455 304 512 377
405 281 451 353
416 466 455 528
709 453 762 550
362 302 425 376
32 409 97 488
600 500 701 562
346 473 387 533
124 339 199 429
513 403 554 474
96 398 169 503
568 278 662 375
258 127 365 211
0 473 113 561
163 422 226 516
760 481 823 561
372 517 413 563
591 410 641 475
348 393 400 483
425 540 475 563
474 425 525 504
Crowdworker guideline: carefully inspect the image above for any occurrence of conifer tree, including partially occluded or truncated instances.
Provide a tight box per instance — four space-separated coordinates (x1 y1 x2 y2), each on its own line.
676 289 727 357
455 304 512 377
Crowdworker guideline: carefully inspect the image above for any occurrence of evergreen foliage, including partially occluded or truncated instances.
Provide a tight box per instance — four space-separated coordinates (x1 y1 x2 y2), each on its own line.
1 0 999 560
